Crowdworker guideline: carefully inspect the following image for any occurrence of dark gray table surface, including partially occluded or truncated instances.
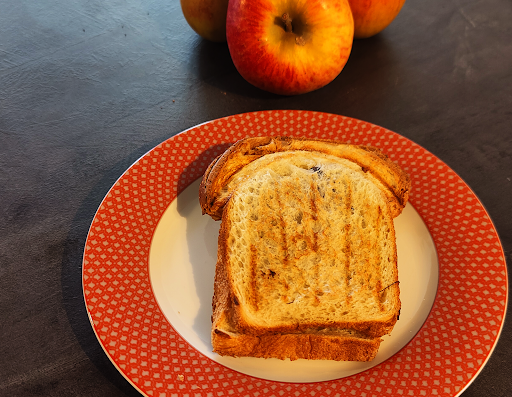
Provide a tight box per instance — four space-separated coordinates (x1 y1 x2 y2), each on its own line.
1 0 511 396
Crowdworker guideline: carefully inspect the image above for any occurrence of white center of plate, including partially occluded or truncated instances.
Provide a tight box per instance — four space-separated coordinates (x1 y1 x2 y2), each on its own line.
149 179 438 383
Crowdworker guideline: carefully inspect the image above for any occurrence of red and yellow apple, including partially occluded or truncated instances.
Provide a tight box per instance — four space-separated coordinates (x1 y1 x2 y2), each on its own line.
226 0 354 95
348 0 406 39
180 0 229 42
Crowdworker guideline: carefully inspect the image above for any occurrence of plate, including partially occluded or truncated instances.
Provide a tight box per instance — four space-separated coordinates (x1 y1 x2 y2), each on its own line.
83 110 508 396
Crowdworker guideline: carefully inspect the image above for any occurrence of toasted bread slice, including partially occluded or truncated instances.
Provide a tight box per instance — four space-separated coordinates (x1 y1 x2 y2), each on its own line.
200 136 410 221
201 137 410 361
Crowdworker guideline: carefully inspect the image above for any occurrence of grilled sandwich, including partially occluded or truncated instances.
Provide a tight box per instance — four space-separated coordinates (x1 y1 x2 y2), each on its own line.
199 136 410 361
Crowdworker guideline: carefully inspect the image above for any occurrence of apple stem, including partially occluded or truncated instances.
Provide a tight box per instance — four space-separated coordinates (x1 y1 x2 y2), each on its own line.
282 13 293 33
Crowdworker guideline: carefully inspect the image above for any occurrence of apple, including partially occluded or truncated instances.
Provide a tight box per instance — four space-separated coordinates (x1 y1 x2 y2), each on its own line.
348 0 406 39
226 0 354 95
180 0 229 42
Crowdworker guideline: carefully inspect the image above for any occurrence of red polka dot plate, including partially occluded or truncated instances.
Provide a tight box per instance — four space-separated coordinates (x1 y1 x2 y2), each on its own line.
83 110 508 396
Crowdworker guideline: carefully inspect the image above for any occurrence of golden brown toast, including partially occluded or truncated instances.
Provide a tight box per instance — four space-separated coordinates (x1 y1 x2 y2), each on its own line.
200 136 410 221
200 137 411 361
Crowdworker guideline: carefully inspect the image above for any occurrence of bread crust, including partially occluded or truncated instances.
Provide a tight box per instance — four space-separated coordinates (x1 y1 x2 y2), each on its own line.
199 136 411 221
212 328 382 361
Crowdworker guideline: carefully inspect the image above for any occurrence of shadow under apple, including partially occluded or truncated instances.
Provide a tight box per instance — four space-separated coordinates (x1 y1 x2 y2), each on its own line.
186 28 407 104
306 33 409 123
345 34 402 84
188 37 290 100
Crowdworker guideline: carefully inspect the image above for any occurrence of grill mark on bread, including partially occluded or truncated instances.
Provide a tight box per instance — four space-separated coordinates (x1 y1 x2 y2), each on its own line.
309 179 320 304
309 181 319 253
249 244 259 311
275 188 289 269
374 206 385 313
344 177 353 305
276 187 292 305
343 223 351 305
281 181 309 293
